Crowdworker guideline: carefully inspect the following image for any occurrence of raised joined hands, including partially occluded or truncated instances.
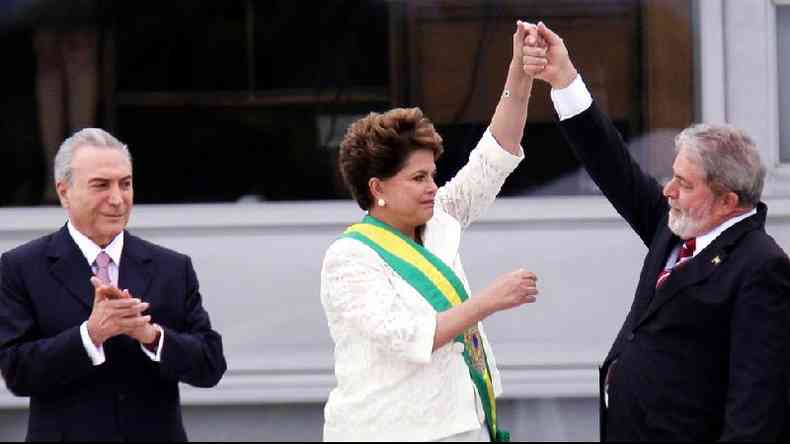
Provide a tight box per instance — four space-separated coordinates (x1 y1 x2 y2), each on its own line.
520 21 578 89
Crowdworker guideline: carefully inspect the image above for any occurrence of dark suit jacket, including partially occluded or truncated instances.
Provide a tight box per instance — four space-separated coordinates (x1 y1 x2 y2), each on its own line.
0 225 227 441
559 102 790 441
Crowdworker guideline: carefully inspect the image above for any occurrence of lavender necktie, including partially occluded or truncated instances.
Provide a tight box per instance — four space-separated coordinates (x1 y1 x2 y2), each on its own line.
94 251 113 286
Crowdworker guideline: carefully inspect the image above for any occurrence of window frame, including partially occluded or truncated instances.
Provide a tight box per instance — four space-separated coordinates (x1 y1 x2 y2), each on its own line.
698 0 790 197
775 0 790 165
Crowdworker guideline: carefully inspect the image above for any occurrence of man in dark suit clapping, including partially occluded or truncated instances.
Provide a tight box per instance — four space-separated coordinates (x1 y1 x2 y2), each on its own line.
0 128 227 441
520 22 790 441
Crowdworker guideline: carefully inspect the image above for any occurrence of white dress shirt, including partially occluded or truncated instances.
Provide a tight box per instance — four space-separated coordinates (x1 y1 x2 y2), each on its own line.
68 221 164 365
550 74 593 121
320 129 523 442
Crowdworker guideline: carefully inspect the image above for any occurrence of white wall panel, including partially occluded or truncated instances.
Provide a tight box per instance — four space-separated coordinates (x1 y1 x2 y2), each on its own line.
2 197 789 411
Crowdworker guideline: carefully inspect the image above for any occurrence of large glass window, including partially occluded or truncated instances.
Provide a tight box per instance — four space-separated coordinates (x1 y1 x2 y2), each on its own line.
0 0 695 206
779 2 790 163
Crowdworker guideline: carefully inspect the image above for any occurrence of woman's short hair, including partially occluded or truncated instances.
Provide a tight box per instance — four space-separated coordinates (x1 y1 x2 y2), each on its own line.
339 107 444 210
674 123 765 208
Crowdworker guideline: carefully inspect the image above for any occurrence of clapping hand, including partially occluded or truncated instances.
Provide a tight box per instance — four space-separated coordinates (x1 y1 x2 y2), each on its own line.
87 277 157 346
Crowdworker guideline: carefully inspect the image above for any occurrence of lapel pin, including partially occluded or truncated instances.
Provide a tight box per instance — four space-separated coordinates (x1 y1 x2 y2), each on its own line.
712 256 721 265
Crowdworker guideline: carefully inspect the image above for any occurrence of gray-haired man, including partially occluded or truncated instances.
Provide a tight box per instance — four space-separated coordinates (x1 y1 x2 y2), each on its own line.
0 128 227 441
522 22 790 441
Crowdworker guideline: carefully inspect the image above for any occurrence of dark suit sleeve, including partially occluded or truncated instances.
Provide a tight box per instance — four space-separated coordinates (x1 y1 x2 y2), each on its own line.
0 253 95 396
720 255 790 441
158 256 226 388
558 102 668 246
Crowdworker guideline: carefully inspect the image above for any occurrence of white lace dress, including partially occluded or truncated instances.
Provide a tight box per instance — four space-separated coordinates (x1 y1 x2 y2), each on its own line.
320 129 524 442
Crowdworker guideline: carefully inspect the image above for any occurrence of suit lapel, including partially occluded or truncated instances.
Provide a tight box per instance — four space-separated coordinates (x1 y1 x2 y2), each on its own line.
637 247 727 326
117 232 154 302
47 225 95 310
636 205 766 327
645 226 679 290
628 224 678 322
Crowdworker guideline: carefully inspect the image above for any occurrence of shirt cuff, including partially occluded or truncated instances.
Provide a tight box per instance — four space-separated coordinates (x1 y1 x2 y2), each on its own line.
139 324 164 362
479 127 525 167
550 74 593 120
80 321 106 366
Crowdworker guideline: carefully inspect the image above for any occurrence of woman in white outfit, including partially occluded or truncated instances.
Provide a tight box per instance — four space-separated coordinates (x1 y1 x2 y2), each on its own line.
320 21 547 442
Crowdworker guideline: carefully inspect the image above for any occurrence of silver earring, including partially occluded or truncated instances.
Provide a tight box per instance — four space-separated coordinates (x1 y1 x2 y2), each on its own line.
377 198 386 207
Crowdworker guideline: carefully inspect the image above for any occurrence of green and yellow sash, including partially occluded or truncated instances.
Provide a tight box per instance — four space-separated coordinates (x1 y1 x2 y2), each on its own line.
342 215 510 442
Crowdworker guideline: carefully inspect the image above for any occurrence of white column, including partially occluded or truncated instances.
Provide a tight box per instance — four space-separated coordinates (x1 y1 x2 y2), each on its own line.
697 0 727 124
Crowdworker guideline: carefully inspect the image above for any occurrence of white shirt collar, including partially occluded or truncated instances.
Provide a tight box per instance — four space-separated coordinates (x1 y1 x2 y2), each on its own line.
66 220 124 267
693 208 757 257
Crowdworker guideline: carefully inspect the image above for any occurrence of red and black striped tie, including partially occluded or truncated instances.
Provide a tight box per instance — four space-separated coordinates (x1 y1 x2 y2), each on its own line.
656 238 696 288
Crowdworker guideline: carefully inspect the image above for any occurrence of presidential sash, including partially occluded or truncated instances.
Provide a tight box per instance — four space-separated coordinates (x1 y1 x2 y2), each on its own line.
342 215 510 442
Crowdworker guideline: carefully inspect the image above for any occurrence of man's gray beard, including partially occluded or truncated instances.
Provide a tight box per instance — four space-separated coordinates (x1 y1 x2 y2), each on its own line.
668 209 701 239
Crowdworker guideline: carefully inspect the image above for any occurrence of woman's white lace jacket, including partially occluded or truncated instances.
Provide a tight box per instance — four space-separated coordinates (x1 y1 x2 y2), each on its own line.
320 128 524 442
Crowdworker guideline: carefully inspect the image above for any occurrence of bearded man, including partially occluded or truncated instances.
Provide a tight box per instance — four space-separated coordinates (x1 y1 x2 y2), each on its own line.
523 22 790 442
